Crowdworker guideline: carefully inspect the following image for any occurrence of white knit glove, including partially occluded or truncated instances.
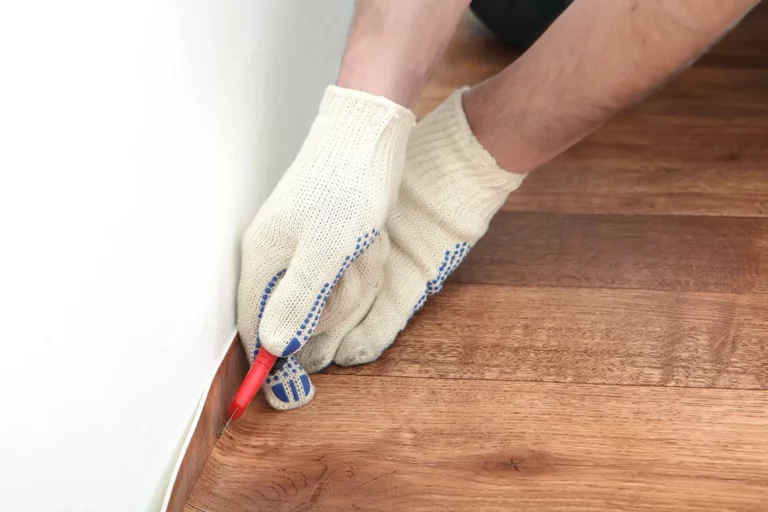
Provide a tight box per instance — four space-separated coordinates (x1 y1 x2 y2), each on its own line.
298 87 526 371
237 86 414 410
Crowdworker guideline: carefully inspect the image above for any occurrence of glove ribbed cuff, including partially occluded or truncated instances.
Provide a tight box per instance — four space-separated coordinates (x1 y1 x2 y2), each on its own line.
319 85 416 126
403 87 526 230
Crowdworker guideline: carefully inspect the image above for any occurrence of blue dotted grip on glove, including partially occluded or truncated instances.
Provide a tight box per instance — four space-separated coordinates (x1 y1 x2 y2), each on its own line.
254 227 380 404
265 355 311 402
412 242 472 315
278 226 379 357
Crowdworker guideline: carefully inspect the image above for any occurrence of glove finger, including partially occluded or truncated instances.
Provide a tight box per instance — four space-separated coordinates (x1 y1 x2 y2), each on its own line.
334 246 425 367
237 233 294 362
313 227 388 334
259 233 383 409
262 354 315 410
260 227 380 357
297 281 379 374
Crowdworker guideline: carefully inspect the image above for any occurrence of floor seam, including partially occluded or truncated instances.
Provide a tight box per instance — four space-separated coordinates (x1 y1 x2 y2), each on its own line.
323 371 768 393
444 280 768 296
496 209 768 221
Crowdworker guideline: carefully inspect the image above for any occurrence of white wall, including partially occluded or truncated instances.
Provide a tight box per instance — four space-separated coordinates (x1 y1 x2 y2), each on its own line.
0 1 354 510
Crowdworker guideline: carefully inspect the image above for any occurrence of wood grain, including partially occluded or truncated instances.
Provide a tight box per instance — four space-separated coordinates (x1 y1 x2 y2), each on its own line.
166 338 248 512
187 375 768 512
452 212 768 293
331 284 768 390
184 5 768 511
502 100 768 216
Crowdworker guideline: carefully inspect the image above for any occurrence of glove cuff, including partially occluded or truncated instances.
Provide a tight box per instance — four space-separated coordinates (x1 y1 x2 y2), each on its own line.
403 87 526 234
319 85 417 125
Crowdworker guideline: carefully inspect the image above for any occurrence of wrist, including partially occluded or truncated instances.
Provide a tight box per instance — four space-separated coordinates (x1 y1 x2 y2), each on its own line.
337 49 427 109
336 0 471 109
462 85 551 175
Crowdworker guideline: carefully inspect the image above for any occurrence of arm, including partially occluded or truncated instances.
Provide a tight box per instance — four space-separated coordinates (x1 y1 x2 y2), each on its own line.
237 0 471 410
337 0 471 108
464 0 761 173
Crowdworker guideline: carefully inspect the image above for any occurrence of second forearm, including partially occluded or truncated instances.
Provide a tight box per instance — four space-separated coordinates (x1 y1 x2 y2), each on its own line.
337 0 471 108
464 0 760 174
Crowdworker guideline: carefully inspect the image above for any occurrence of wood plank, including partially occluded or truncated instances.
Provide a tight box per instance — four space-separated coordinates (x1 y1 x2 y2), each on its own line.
504 69 768 216
451 212 768 293
699 1 768 66
187 375 768 512
504 140 768 217
331 284 768 390
503 111 768 217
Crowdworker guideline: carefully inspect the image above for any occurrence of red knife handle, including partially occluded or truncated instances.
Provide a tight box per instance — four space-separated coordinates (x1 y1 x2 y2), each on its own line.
227 349 278 420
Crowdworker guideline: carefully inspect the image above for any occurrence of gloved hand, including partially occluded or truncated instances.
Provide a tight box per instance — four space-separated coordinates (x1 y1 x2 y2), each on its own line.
237 85 415 410
299 87 526 370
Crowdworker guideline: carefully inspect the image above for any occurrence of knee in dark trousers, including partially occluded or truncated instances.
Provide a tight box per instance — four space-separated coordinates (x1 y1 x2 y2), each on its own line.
470 0 573 49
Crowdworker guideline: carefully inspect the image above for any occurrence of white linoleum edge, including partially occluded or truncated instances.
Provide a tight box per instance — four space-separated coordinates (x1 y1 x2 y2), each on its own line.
159 329 238 511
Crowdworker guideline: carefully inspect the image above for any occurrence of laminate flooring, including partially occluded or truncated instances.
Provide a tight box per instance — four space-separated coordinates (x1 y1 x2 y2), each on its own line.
187 7 768 511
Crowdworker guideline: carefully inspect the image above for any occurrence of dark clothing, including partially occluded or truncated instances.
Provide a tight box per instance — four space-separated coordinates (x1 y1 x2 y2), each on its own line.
470 0 573 49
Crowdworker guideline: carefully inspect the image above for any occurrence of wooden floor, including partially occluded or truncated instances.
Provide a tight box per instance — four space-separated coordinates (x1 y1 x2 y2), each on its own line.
187 8 768 512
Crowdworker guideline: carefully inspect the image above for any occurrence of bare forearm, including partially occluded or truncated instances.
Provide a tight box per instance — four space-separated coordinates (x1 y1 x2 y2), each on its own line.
465 0 760 174
337 0 471 108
